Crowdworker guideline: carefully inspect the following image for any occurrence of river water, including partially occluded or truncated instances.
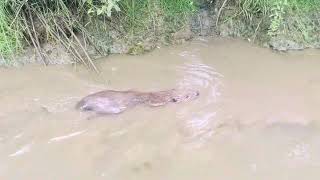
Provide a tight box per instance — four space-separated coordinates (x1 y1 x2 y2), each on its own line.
1 37 320 180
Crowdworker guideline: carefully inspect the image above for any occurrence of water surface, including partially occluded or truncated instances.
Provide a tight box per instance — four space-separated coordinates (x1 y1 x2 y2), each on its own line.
1 37 320 179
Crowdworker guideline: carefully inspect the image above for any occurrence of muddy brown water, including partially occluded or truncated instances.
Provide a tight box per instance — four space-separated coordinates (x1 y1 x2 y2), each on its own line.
1 37 320 180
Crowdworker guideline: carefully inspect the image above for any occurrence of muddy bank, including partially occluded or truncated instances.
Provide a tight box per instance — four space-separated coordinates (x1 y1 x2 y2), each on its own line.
214 0 320 52
1 1 319 67
0 6 215 67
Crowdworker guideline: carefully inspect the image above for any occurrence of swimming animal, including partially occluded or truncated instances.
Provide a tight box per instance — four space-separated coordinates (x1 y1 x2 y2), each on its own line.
76 89 199 115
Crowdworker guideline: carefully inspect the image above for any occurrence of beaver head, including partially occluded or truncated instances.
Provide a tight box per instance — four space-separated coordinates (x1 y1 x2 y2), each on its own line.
170 89 200 103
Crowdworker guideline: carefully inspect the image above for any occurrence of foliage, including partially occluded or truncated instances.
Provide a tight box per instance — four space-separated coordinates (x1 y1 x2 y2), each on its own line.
0 0 197 67
85 0 197 56
0 1 23 60
160 0 197 31
221 0 320 45
85 0 121 16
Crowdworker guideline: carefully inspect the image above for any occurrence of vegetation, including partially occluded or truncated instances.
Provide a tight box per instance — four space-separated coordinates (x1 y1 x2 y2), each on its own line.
0 1 24 61
1 0 319 67
0 0 196 68
217 0 320 49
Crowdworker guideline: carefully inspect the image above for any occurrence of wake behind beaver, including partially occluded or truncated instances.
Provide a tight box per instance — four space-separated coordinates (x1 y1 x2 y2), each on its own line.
76 89 200 115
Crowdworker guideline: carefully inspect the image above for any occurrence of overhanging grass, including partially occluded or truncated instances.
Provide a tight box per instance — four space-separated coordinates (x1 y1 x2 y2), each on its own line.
160 0 196 31
0 1 23 61
87 0 197 54
219 0 320 46
0 0 197 67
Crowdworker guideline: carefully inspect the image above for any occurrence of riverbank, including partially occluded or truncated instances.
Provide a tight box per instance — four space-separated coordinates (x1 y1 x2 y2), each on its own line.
216 0 320 51
0 0 197 68
0 0 319 68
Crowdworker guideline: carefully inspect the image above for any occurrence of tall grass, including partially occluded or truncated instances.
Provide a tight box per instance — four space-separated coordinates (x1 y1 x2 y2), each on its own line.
86 0 197 55
0 1 23 62
117 0 196 38
0 0 197 67
220 0 320 46
0 0 97 68
161 0 196 31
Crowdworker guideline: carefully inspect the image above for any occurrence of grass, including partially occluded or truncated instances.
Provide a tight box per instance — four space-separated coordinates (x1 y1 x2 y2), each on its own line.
0 0 96 68
218 0 320 47
1 0 319 66
85 0 197 56
160 0 196 31
0 1 24 63
0 0 197 67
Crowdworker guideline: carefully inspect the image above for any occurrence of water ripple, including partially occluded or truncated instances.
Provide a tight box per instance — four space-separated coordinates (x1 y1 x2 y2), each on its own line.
175 50 224 146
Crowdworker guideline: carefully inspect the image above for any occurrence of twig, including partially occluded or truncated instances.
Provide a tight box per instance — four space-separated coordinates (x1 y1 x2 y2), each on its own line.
22 11 47 65
9 1 25 28
62 19 99 73
77 26 104 56
36 13 86 66
216 0 229 27
252 19 263 43
52 18 90 66
27 6 48 65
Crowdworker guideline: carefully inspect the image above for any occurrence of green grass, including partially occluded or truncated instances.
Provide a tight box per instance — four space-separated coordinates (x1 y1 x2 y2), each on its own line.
0 0 197 67
87 0 197 54
117 0 196 36
160 0 196 31
220 0 320 46
0 1 24 61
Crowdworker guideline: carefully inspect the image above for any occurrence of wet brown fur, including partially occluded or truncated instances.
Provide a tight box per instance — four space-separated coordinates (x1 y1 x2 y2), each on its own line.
76 89 199 115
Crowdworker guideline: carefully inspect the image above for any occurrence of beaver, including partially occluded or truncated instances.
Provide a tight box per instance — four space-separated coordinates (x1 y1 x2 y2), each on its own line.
76 89 200 115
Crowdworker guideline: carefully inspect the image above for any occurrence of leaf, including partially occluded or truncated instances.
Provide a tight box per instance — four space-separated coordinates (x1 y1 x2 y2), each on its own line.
114 4 121 12
97 8 103 15
88 8 94 14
